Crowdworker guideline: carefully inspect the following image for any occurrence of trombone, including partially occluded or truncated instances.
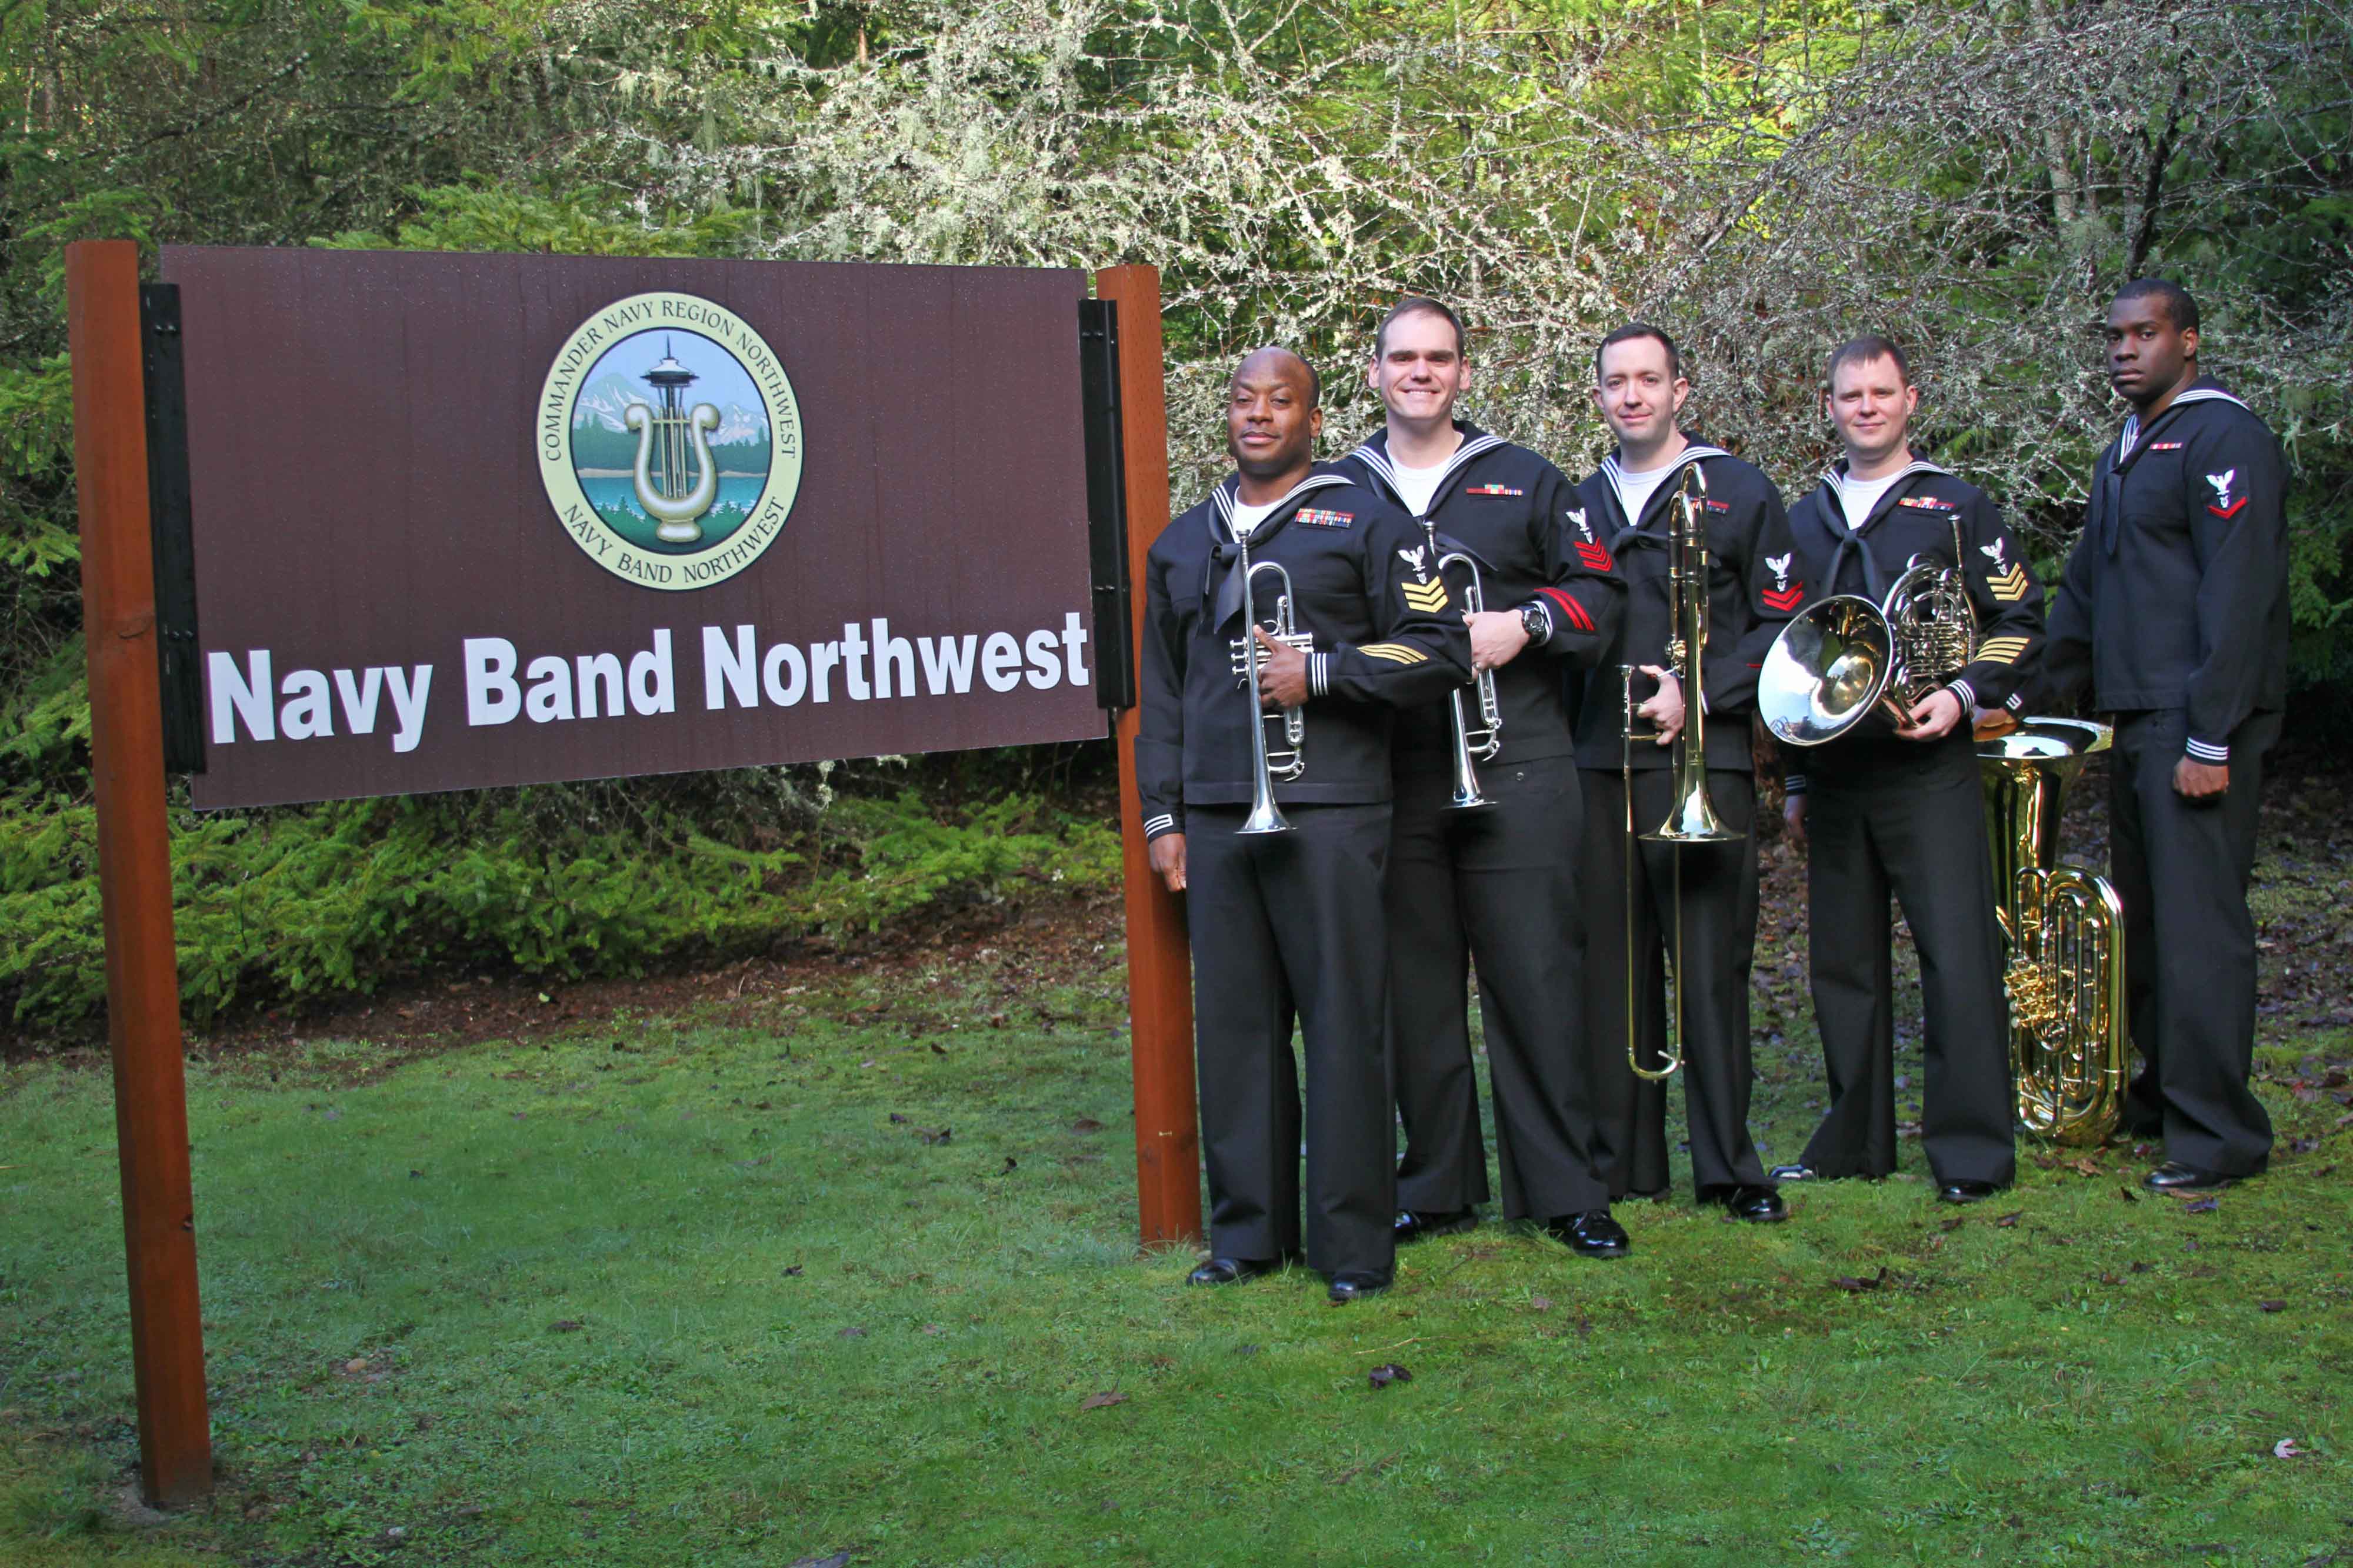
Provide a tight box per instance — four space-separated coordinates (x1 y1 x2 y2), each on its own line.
1621 463 1742 1083
1226 541 1311 836
1432 525 1501 813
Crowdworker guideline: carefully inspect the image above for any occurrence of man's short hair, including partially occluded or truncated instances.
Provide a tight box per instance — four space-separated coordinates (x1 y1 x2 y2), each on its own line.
1375 297 1467 359
1594 322 1680 382
1826 335 1911 386
2113 277 2200 334
1233 348 1322 409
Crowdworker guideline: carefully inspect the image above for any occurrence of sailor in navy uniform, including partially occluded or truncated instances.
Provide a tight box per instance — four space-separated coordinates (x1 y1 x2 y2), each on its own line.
1135 348 1473 1301
1775 337 2038 1202
1566 323 1800 1223
1337 299 1631 1258
2044 279 2289 1192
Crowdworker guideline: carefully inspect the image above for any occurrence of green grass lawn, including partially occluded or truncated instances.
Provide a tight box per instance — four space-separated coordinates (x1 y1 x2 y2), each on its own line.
6 819 2352 1566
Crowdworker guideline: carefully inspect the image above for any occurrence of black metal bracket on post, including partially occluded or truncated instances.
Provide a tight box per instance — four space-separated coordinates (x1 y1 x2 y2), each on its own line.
139 283 204 776
1078 296 1135 716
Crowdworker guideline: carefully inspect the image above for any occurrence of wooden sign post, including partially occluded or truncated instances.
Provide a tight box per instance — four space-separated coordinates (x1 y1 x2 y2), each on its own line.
66 239 214 1507
1096 265 1202 1247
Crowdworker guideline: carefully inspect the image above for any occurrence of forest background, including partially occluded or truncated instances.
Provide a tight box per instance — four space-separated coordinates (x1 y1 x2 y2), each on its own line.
4 0 2350 1038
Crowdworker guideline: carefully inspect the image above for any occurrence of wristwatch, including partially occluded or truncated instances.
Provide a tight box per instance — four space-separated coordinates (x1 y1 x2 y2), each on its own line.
1518 602 1551 643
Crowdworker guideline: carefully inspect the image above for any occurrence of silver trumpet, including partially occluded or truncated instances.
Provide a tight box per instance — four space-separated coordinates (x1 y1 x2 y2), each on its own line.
1227 548 1312 835
1434 531 1501 812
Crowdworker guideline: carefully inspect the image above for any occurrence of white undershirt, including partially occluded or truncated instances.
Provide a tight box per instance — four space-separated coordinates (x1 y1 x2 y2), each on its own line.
1612 462 1675 529
1839 471 1905 532
1389 458 1448 519
1228 499 1281 538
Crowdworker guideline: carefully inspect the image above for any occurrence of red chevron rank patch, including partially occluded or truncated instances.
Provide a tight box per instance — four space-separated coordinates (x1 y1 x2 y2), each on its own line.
1574 542 1615 572
1761 586 1805 612
2208 497 2249 519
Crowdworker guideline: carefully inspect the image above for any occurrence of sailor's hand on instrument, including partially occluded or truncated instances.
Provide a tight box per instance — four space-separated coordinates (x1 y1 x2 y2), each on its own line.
1254 626 1309 709
1635 664 1684 746
1783 793 1808 852
1149 832 1188 893
1464 609 1527 672
1896 688 1963 740
2174 756 2229 800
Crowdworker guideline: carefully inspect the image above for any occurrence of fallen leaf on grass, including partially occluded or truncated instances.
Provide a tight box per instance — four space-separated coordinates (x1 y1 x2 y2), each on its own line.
789 1554 852 1568
1830 1268 1891 1293
2130 1260 2153 1273
783 1266 803 1277
919 1127 952 1146
1079 1390 1129 1410
548 1320 582 1334
1529 1296 1553 1312
2286 1136 2321 1155
2069 1156 2103 1177
2182 1197 2221 1214
2272 1439 2310 1459
838 1326 866 1339
888 1113 908 1124
930 1043 949 1056
1367 1363 1412 1390
1071 1119 1104 1133
2117 1185 2139 1203
2258 1299 2287 1313
1994 1212 2024 1228
344 1359 368 1374
1937 1216 1966 1232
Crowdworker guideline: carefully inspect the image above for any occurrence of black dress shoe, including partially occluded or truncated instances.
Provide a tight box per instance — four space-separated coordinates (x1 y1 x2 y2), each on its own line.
1937 1179 2003 1205
1720 1184 1789 1223
1393 1207 1477 1244
2144 1161 2240 1193
1543 1209 1631 1258
1187 1256 1280 1286
1767 1163 1819 1182
1327 1273 1390 1304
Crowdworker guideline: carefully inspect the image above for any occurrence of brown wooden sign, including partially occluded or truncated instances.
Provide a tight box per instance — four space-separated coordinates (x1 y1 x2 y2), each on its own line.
161 248 1105 809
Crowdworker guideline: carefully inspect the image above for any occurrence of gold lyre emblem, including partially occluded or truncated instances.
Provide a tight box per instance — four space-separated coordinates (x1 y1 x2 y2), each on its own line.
626 338 723 543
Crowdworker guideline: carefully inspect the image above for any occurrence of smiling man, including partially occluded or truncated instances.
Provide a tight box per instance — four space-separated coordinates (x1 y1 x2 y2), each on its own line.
1337 298 1628 1259
1134 346 1472 1302
1567 323 1799 1223
2044 279 2289 1193
1773 336 2041 1203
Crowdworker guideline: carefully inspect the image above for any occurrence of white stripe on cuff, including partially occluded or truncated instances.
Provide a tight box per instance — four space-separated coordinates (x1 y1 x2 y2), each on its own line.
1311 652 1329 696
2185 738 2230 763
1143 813 1177 837
1947 678 1977 712
1785 775 1808 795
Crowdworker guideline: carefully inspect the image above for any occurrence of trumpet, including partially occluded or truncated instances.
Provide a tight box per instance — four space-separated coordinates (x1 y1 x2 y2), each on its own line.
1758 521 1977 748
1621 463 1742 1085
1227 549 1311 835
1434 529 1501 813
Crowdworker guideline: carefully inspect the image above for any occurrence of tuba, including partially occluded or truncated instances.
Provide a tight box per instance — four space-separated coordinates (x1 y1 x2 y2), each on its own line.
1979 717 2129 1144
1758 521 1978 747
1620 463 1741 1083
1433 526 1501 812
1227 543 1312 835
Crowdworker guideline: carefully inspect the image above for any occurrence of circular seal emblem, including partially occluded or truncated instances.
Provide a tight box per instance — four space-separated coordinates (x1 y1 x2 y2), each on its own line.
537 292 804 590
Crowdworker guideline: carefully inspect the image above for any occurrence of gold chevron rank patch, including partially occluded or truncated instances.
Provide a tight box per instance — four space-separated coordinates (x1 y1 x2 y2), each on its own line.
1401 579 1452 613
1358 643 1429 666
1987 564 2031 602
1975 636 2029 666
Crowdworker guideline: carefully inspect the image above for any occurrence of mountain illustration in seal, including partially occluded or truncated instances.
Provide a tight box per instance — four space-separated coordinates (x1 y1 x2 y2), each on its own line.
570 373 772 472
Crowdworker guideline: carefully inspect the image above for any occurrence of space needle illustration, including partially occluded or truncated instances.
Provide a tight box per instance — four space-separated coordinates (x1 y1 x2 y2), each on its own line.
624 338 722 544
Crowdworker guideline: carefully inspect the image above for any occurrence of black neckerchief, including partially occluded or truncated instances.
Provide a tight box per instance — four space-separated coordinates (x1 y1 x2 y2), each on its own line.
1205 471 1354 628
1809 453 1952 602
1597 437 1726 552
2094 377 2251 555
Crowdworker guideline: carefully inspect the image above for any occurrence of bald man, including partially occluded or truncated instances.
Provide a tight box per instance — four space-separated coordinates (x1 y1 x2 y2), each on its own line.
1136 349 1474 1302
